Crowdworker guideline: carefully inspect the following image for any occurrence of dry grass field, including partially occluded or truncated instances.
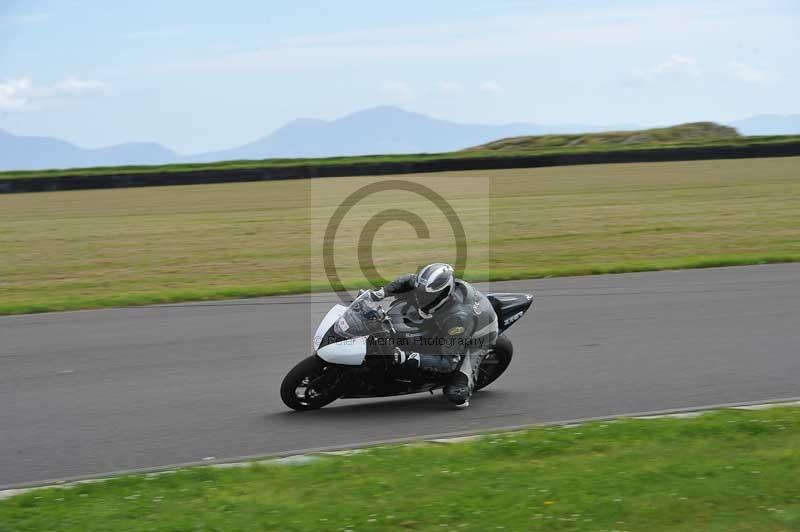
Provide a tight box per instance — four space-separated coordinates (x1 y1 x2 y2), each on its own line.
1 157 798 314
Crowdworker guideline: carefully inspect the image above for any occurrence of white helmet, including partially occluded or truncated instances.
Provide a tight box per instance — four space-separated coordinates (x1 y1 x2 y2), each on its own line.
414 263 455 318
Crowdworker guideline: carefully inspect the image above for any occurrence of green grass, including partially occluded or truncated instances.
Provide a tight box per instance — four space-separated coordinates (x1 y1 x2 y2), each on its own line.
0 253 797 316
1 157 799 315
2 407 799 531
1 131 799 181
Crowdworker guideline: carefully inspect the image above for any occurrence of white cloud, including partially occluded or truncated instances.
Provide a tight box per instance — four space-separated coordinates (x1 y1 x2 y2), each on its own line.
51 78 111 95
380 80 413 100
631 56 777 85
0 77 111 111
632 54 700 82
0 78 32 110
434 81 465 97
479 80 504 94
725 61 773 83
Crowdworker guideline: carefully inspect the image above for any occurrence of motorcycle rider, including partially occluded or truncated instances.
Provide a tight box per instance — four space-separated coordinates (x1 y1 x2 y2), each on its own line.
369 263 498 407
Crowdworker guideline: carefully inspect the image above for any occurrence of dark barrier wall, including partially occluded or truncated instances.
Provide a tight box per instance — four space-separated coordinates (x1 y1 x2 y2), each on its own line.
2 142 800 194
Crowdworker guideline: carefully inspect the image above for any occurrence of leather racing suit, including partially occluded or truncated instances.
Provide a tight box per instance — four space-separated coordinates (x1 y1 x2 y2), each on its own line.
375 274 499 405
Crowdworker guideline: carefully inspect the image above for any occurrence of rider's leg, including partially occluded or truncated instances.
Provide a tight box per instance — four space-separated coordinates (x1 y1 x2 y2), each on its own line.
443 331 497 406
443 349 483 406
420 353 459 373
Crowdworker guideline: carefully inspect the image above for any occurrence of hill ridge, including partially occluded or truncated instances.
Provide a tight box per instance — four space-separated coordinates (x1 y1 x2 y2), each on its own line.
466 122 739 152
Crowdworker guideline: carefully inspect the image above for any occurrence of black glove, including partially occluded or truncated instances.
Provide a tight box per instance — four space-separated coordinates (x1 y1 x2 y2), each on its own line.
368 288 385 301
363 307 383 321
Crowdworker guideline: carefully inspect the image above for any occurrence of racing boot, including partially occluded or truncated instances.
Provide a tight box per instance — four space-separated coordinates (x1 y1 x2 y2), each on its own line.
443 350 485 407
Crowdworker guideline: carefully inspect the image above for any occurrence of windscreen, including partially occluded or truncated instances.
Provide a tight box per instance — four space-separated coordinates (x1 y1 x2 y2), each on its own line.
333 291 388 338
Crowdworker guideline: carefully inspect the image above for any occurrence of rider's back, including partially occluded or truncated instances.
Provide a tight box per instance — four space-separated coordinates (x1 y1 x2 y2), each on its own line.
414 280 498 356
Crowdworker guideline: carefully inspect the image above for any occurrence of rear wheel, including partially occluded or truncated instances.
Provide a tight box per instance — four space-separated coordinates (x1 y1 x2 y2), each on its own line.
280 356 345 411
475 335 513 391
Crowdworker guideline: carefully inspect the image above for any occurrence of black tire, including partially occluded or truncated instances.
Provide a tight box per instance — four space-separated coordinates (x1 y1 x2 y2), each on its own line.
475 335 513 391
280 356 345 411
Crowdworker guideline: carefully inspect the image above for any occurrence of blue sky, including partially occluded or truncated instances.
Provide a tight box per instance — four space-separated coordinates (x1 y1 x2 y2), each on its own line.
1 0 797 154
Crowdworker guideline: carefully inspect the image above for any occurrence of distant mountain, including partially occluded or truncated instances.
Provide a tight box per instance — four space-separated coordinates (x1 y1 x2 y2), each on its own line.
85 142 177 167
0 129 177 171
727 114 800 136
2 107 798 172
186 106 634 162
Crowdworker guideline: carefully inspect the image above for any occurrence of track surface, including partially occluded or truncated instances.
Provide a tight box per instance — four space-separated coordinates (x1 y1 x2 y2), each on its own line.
2 264 799 486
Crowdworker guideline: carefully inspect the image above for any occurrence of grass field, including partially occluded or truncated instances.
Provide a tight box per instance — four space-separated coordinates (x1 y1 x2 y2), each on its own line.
1 133 799 181
2 407 799 531
1 157 799 315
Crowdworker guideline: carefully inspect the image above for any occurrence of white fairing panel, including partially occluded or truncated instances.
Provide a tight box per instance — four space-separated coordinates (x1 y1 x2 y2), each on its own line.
314 305 348 351
317 337 367 366
314 304 368 366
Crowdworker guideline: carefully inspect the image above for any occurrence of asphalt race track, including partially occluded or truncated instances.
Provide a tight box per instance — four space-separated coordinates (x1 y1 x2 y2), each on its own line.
2 264 799 487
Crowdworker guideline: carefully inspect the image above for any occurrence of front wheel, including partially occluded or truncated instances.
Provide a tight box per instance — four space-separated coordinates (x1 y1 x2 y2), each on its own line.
475 335 513 391
280 356 345 411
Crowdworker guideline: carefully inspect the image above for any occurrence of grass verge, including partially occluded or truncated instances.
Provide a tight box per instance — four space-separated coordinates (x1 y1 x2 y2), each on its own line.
2 407 799 531
1 253 798 315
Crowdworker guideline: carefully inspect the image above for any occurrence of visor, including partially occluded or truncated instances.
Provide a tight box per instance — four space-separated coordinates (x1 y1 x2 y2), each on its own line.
418 284 452 315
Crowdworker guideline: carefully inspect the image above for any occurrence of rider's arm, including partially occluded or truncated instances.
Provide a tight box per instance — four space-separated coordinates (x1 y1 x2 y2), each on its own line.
370 273 417 300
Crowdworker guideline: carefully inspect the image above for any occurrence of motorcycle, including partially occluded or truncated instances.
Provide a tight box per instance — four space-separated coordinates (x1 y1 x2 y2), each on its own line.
280 289 533 410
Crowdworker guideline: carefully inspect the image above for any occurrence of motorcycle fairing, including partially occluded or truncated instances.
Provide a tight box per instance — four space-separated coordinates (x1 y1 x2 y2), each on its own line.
317 337 368 366
313 304 347 351
314 304 368 366
487 293 533 333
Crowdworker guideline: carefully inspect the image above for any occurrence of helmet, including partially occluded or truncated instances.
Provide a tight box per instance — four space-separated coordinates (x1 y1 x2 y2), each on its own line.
414 263 455 318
